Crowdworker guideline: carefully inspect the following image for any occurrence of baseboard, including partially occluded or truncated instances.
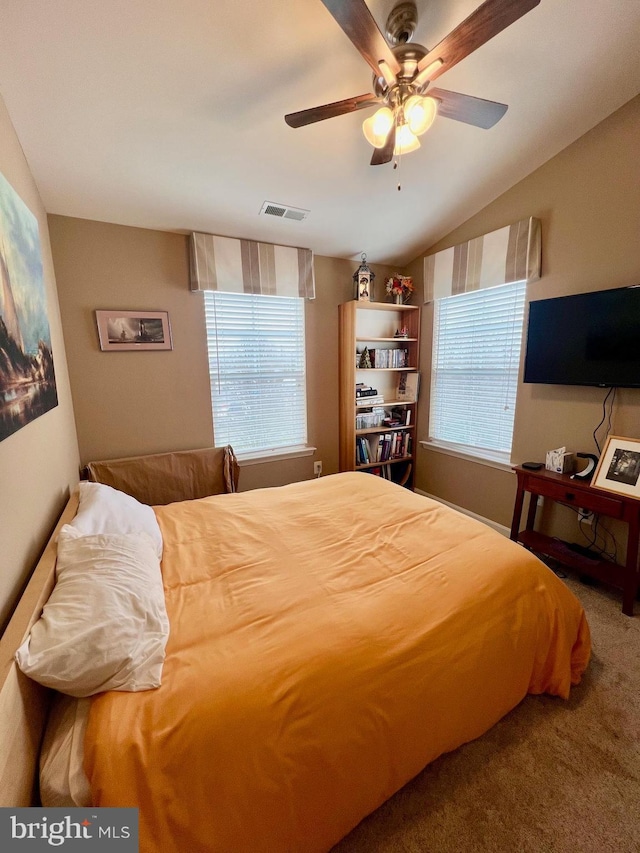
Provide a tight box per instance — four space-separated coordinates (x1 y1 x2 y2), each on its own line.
415 488 510 538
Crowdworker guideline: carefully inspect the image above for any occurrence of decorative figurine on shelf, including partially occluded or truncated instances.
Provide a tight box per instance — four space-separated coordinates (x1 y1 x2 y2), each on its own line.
385 274 414 304
394 326 409 338
358 347 371 368
353 253 375 301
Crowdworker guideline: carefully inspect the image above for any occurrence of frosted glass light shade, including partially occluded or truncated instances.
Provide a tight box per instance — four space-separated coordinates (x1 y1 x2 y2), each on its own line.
404 95 437 136
394 123 420 154
362 107 394 148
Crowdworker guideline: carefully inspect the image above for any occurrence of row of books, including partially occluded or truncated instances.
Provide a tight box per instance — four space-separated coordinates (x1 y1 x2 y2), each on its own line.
356 431 412 465
356 348 409 369
362 462 412 487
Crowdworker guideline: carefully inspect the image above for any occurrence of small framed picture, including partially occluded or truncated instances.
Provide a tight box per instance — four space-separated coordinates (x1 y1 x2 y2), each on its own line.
592 435 640 499
95 310 173 351
357 272 372 302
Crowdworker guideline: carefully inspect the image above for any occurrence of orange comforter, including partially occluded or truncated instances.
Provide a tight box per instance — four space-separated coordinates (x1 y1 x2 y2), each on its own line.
84 473 590 852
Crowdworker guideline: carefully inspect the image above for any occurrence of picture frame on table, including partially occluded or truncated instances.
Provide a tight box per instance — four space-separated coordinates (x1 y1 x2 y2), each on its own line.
95 309 173 352
592 435 640 499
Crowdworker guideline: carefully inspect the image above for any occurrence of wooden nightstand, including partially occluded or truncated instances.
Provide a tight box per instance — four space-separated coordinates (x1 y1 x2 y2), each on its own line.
511 466 640 616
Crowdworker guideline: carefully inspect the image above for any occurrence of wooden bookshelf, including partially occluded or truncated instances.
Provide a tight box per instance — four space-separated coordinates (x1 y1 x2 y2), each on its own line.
339 300 421 488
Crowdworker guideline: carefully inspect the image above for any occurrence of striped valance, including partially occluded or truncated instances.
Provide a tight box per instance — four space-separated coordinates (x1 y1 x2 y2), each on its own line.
423 216 541 302
190 232 315 299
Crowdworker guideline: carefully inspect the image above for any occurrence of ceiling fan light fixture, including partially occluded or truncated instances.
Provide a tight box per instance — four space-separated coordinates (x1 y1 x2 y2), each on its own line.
394 123 420 154
377 60 397 88
404 95 438 136
413 57 444 88
362 107 394 148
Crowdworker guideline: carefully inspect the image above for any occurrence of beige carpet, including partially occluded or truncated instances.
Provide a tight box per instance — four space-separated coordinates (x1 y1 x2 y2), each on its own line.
332 573 640 853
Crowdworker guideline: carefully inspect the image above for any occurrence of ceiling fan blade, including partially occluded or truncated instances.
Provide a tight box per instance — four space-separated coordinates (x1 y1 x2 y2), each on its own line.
429 88 508 129
415 0 540 84
429 89 509 130
370 125 396 166
321 0 401 79
285 93 379 128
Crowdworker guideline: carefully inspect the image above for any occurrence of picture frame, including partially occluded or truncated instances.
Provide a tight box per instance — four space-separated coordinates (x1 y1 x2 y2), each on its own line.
357 272 372 302
396 370 420 402
95 310 173 351
592 435 640 499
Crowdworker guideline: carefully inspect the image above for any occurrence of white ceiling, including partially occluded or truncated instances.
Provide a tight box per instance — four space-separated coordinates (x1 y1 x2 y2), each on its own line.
1 1 639 266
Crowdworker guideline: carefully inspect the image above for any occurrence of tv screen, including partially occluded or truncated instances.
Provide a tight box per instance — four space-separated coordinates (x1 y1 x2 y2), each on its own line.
523 285 640 388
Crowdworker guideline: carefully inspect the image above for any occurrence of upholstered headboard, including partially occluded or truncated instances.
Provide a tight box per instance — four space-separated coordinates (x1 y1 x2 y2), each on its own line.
84 445 239 505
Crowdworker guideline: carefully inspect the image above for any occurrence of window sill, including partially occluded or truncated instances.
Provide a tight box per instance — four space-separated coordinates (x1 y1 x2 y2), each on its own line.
419 440 514 474
236 446 317 466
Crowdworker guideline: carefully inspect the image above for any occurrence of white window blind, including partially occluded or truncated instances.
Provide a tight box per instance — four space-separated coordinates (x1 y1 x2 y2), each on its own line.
429 280 526 462
204 291 307 456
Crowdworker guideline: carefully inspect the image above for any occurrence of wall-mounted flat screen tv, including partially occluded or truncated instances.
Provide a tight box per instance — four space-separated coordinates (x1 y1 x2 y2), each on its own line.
523 285 640 388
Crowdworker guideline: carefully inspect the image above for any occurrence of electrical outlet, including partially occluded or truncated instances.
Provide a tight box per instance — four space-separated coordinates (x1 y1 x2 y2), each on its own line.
314 461 323 477
578 508 594 525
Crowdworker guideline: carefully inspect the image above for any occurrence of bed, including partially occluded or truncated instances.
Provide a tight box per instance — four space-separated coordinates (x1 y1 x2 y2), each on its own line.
0 469 590 852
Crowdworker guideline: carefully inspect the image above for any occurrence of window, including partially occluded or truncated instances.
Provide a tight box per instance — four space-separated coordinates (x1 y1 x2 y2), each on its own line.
203 291 307 457
429 280 526 464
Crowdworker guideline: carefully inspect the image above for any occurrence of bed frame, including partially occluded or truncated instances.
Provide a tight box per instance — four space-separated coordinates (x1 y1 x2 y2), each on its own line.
0 493 78 806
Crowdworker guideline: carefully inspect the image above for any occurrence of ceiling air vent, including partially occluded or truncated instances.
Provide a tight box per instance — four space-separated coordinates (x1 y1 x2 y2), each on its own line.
260 201 310 222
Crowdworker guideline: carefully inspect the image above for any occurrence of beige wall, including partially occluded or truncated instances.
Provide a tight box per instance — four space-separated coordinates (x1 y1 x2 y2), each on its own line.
0 94 79 629
408 94 640 529
48 220 214 465
49 216 396 491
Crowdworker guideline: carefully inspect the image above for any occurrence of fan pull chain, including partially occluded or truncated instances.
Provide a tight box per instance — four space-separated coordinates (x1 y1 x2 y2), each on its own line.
394 150 402 191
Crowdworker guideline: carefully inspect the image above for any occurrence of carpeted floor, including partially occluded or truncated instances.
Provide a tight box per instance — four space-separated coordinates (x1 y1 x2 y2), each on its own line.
332 572 640 853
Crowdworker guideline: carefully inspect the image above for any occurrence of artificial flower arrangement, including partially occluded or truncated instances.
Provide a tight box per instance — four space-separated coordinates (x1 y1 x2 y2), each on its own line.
385 274 414 300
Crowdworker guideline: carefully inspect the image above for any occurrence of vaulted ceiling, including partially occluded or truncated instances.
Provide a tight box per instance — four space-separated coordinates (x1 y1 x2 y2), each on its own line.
1 1 639 264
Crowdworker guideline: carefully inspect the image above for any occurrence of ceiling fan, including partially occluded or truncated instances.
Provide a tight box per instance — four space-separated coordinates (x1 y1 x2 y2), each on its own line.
285 0 541 165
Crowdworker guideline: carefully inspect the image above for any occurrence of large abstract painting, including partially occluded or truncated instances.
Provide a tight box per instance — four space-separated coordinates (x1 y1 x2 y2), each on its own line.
0 171 57 443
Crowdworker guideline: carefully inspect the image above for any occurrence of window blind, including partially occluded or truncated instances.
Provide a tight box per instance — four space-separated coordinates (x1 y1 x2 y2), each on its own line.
204 291 307 456
429 280 526 460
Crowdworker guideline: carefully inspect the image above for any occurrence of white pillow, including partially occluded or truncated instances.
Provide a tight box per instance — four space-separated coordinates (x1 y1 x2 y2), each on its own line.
66 481 163 559
15 530 169 697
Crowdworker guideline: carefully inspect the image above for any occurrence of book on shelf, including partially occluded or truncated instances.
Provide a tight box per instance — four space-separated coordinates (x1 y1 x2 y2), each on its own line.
396 371 420 402
402 432 411 457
